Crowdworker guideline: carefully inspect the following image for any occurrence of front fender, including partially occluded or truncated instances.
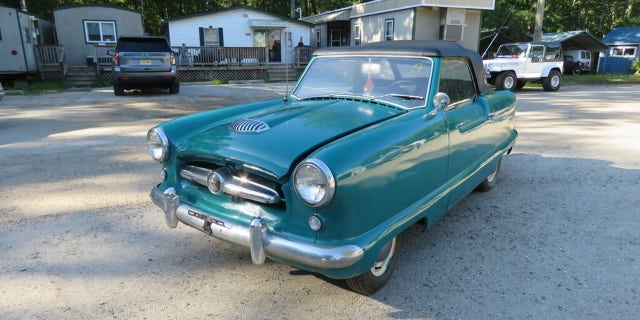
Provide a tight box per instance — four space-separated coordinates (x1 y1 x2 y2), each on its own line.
305 109 450 245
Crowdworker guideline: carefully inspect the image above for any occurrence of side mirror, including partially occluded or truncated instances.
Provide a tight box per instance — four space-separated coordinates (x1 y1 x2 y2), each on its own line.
429 92 450 117
433 92 450 110
106 49 115 56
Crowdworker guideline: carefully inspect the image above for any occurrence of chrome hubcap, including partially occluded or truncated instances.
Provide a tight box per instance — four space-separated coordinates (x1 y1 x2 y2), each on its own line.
504 77 515 89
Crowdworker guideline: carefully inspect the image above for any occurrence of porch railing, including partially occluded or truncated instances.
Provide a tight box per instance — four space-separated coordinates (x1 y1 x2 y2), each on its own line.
34 45 65 68
294 46 315 66
171 46 268 67
33 45 317 71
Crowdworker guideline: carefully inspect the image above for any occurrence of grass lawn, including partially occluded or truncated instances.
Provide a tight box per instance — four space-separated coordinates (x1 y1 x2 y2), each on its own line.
562 73 640 85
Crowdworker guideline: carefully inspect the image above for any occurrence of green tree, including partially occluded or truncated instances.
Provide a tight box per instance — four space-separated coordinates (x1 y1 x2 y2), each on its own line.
483 0 640 40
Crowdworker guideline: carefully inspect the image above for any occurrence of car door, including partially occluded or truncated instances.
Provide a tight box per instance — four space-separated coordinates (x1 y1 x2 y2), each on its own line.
439 58 494 209
525 44 546 77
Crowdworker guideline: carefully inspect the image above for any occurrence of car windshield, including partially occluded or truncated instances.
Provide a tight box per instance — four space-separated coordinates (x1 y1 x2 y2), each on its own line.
292 56 432 109
496 44 529 58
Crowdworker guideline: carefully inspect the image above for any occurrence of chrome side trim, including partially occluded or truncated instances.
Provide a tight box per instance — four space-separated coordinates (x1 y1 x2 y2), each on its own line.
180 165 281 204
150 186 364 269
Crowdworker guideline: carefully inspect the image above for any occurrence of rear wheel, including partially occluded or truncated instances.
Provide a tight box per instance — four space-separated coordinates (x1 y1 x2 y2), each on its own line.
346 237 398 295
113 85 124 96
542 70 562 91
169 82 180 94
495 71 517 91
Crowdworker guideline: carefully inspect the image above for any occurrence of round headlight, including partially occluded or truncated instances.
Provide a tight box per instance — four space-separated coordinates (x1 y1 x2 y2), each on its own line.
293 159 335 207
147 128 169 162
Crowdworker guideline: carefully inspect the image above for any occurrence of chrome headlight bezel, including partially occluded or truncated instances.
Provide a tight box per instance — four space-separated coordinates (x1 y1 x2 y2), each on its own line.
147 127 169 162
293 159 335 207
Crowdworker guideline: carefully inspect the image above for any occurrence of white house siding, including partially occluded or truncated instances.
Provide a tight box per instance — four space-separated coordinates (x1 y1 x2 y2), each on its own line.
54 5 143 66
167 7 311 63
311 25 328 48
353 9 415 43
352 0 422 16
412 7 440 41
351 0 494 16
351 7 480 50
426 0 494 10
460 9 481 52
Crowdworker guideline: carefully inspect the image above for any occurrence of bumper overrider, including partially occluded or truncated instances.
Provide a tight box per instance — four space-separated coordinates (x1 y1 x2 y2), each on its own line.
150 186 364 269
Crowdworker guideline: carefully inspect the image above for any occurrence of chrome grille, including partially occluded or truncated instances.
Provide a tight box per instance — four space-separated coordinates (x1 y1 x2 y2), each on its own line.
180 165 281 204
229 119 269 133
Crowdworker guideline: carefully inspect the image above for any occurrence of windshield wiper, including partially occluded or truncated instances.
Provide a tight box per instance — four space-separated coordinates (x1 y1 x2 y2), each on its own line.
376 93 424 100
298 93 373 101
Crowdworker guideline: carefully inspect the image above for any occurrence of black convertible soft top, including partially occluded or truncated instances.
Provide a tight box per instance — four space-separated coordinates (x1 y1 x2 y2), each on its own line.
313 40 491 94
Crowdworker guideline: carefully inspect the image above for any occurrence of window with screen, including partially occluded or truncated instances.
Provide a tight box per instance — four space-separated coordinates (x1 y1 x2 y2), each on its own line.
84 21 116 43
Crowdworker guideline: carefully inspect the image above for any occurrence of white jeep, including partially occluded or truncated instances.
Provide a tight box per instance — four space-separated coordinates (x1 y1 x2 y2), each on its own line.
483 42 564 91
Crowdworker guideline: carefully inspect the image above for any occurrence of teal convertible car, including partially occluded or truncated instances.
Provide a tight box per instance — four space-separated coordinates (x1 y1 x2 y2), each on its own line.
148 40 517 295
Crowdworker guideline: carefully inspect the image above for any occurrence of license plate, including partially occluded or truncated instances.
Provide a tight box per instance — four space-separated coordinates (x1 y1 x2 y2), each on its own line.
140 59 152 65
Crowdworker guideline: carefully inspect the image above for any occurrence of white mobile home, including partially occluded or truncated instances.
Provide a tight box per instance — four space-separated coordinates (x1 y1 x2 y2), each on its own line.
164 6 313 64
53 4 144 66
303 0 495 51
0 6 55 75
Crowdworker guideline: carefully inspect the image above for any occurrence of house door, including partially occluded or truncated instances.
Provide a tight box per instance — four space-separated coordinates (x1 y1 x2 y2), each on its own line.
268 29 281 62
330 29 342 47
253 29 282 63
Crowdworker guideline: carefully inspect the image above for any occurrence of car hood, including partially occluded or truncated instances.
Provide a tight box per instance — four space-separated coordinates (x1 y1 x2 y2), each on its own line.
177 99 405 179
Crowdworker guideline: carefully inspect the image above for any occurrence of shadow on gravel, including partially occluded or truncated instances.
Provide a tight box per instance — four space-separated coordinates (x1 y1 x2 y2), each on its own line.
376 154 639 319
0 154 637 319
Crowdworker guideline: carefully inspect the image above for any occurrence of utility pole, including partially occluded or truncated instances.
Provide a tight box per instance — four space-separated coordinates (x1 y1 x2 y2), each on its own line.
532 0 545 41
291 0 295 18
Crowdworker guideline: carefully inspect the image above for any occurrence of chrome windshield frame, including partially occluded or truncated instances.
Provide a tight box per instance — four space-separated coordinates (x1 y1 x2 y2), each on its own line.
290 55 434 110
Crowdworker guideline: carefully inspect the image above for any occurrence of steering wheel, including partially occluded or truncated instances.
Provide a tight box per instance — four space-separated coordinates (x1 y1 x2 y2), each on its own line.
386 80 418 95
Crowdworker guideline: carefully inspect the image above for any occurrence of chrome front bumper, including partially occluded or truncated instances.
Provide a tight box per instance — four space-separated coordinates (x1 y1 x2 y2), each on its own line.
151 186 364 269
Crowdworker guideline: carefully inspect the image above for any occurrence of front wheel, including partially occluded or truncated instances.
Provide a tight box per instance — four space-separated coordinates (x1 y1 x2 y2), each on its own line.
495 71 517 91
346 237 399 295
476 158 502 192
542 70 562 91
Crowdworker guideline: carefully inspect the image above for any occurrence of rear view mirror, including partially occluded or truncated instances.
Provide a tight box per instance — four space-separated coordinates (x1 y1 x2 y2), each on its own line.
362 63 381 74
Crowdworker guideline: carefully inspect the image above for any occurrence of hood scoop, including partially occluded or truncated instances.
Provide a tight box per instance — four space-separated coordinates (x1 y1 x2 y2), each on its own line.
229 118 270 133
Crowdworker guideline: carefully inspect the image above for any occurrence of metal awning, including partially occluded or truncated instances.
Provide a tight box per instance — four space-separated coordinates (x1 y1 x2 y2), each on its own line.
249 19 288 28
542 30 608 52
301 9 351 24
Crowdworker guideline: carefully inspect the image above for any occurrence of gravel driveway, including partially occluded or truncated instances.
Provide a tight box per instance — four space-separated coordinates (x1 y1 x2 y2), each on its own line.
1 84 638 319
